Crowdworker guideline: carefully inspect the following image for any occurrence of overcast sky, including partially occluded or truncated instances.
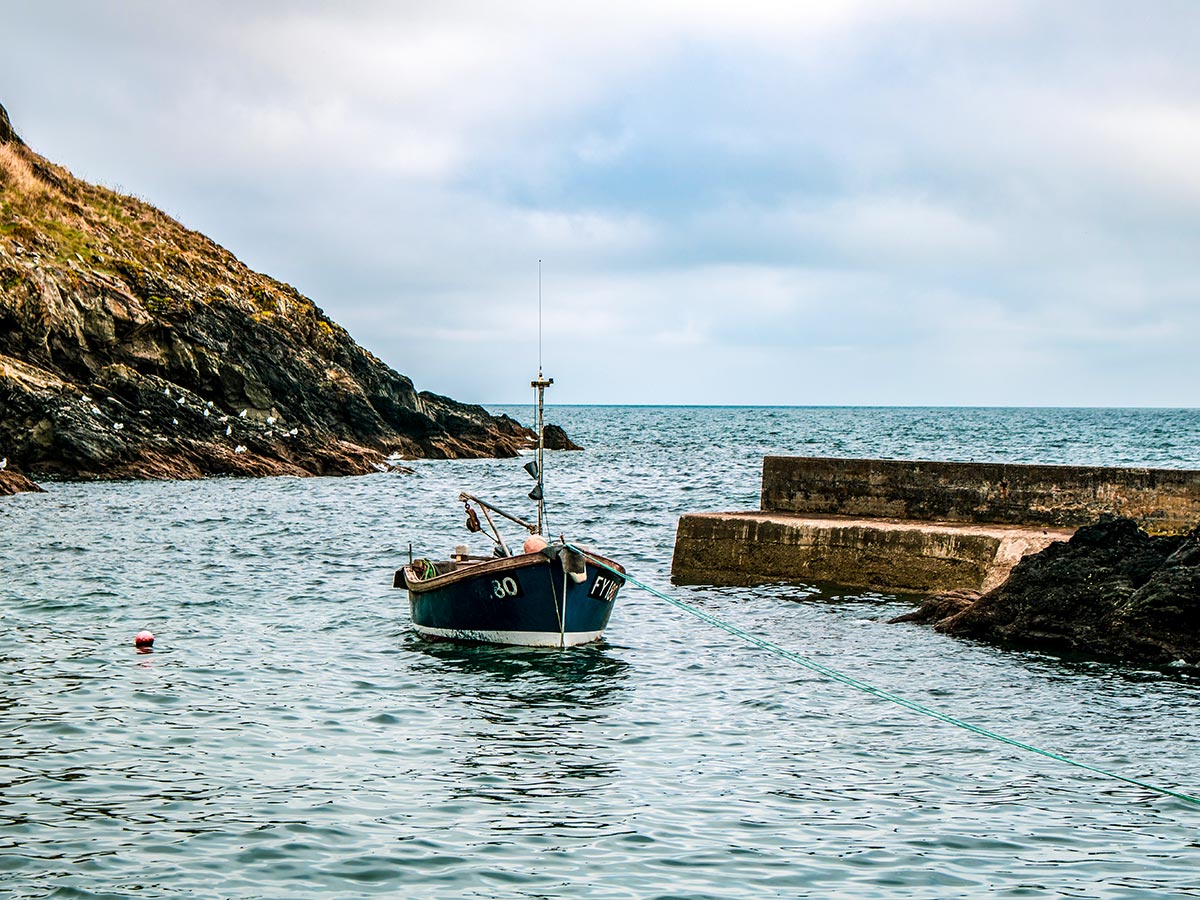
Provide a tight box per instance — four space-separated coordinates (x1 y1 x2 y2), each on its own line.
4 1 1198 405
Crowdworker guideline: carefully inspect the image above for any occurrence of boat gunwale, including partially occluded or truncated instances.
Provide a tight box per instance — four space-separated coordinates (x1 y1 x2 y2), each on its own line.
403 548 626 594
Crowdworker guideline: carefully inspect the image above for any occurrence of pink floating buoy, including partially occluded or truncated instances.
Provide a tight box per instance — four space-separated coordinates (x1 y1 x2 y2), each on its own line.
134 630 155 649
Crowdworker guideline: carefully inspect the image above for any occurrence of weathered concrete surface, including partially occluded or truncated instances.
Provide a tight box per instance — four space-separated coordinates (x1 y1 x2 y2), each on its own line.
671 511 1073 593
762 456 1200 535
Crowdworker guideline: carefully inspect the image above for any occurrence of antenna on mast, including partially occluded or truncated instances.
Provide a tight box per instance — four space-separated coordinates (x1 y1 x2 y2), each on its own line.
538 259 543 378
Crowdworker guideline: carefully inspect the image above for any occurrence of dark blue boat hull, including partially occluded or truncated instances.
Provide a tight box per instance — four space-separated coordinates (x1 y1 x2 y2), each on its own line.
401 550 624 647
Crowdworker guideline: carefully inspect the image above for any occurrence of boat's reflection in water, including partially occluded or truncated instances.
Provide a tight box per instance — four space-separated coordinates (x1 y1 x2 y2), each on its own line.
402 638 632 834
405 637 630 703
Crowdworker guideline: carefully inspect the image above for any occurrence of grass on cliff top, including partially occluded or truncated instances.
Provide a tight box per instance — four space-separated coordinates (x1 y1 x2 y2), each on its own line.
1 141 176 267
0 139 324 325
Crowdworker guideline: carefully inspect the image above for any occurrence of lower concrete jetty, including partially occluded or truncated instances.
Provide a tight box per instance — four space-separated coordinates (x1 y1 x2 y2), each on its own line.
672 512 1072 593
671 457 1200 593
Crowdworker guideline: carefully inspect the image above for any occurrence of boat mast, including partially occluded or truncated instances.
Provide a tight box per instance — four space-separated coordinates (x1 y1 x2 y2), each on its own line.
532 260 551 535
532 373 551 535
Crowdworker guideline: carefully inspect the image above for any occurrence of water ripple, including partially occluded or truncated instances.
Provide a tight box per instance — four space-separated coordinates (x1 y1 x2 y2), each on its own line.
2 408 1200 898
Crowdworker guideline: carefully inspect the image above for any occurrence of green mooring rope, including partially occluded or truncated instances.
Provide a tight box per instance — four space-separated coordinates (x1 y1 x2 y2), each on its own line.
573 547 1200 807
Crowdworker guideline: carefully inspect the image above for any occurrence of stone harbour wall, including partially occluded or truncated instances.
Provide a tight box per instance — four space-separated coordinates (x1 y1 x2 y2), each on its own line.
671 456 1200 592
761 456 1200 534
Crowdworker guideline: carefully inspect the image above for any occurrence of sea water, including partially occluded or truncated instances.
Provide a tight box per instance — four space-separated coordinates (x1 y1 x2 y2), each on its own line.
1 407 1199 899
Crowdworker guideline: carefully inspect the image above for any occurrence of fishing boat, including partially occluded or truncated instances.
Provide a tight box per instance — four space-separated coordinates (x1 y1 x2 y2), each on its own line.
394 372 626 647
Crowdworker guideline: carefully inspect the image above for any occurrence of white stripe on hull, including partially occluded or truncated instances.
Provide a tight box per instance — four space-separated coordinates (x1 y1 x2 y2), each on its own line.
413 624 604 647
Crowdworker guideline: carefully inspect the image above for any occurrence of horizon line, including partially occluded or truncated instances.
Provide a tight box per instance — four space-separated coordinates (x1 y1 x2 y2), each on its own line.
478 402 1200 411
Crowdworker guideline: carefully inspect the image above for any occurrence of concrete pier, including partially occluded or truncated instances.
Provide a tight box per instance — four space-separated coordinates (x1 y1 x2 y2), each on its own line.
671 457 1200 593
672 512 1072 593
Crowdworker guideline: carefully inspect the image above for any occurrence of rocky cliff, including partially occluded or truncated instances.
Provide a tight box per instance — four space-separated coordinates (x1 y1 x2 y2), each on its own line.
0 102 547 486
893 516 1200 667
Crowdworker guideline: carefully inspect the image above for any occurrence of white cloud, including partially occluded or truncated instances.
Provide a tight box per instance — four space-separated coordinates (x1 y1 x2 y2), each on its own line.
1085 101 1200 203
808 196 1003 267
3 1 1198 405
520 209 657 256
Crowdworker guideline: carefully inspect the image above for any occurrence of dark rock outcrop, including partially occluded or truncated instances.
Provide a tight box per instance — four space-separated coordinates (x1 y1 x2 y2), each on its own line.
894 515 1200 666
0 102 19 145
0 467 44 495
542 423 581 451
889 589 980 626
0 103 571 480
